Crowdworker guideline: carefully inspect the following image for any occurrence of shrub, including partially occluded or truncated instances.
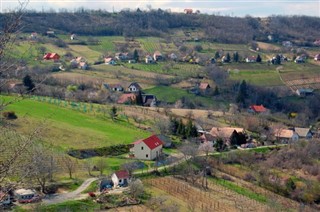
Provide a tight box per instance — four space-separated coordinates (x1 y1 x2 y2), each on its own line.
221 175 233 182
244 173 256 182
2 111 18 120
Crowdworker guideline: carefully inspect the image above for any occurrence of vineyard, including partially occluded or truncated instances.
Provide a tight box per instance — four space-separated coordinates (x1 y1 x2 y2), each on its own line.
282 77 320 91
145 176 271 212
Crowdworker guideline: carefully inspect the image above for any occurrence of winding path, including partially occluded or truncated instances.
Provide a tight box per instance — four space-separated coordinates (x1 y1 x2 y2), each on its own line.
42 177 98 205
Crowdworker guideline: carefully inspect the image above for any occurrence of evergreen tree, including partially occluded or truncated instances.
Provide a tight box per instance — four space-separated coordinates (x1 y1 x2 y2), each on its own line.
213 86 220 96
225 53 231 63
230 130 239 146
135 91 143 105
236 80 247 106
177 119 185 137
133 49 139 62
256 54 262 63
23 74 35 92
275 54 281 65
214 51 220 59
169 116 179 135
109 106 117 120
233 51 239 62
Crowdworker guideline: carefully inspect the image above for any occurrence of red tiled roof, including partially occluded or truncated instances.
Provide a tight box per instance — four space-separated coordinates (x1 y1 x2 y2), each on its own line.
117 93 136 104
199 83 210 90
142 135 163 150
250 105 267 113
104 57 113 63
115 170 129 179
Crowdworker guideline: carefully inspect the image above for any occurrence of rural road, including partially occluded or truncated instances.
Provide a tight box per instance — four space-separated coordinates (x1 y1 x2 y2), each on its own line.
42 177 98 205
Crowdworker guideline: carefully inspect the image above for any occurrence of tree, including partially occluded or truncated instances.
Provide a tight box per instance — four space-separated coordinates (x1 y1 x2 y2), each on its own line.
185 119 198 138
213 86 220 96
233 51 239 62
225 53 231 63
109 106 117 120
214 51 220 59
236 80 248 106
96 158 107 176
133 49 139 62
23 74 35 92
256 54 262 62
129 179 144 199
61 155 78 179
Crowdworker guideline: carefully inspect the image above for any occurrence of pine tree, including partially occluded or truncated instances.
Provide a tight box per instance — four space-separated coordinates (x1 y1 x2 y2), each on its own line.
169 117 179 135
133 49 139 62
23 74 35 92
236 80 247 106
256 54 262 63
214 51 220 59
225 53 231 63
275 54 281 65
177 119 185 137
233 51 239 62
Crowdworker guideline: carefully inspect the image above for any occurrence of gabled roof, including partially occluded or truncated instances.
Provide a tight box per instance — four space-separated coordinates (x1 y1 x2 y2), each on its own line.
104 57 114 63
43 53 60 60
246 56 257 61
128 82 142 90
250 105 267 113
274 129 295 138
294 127 311 137
134 135 163 150
210 127 244 138
153 51 162 56
199 83 210 90
115 170 129 179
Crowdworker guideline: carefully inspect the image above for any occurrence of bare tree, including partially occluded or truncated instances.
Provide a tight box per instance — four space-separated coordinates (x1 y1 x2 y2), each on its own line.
84 158 94 177
95 158 107 176
129 179 144 199
61 155 78 179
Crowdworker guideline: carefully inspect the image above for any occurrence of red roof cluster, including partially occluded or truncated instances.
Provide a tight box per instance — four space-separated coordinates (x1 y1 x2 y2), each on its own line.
115 170 129 179
250 105 267 113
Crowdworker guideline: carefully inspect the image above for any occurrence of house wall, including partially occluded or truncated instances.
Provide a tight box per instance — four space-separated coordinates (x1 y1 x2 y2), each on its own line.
150 145 162 160
111 173 119 188
133 142 151 160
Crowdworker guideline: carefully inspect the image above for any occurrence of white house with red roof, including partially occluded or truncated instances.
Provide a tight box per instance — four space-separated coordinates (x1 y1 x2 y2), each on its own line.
111 170 130 188
131 135 163 160
248 105 268 114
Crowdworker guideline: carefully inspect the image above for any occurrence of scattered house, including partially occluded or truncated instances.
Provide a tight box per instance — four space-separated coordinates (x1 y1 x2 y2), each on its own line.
43 53 60 61
30 32 38 40
221 56 228 63
131 135 163 160
153 51 163 61
104 83 124 92
199 132 215 143
70 57 88 70
314 54 320 61
128 59 136 64
248 105 268 114
294 56 305 63
209 127 244 143
46 30 55 37
14 189 35 201
145 55 154 64
168 53 178 61
296 88 314 97
127 82 142 92
99 179 114 191
294 127 312 139
117 93 137 104
198 82 210 91
273 129 299 142
0 191 11 206
115 52 129 61
70 33 76 40
79 61 88 70
184 9 193 14
111 170 130 188
142 94 157 107
282 41 293 47
314 40 320 46
245 56 257 63
104 57 116 65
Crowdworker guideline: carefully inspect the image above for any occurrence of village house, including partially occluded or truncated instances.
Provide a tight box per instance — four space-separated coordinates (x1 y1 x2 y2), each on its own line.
70 33 76 40
115 52 129 61
70 57 88 70
145 55 154 64
314 40 320 46
248 104 268 114
184 8 193 14
282 41 293 47
46 30 55 37
209 127 245 143
294 127 313 139
14 189 36 202
104 57 116 65
245 56 257 63
131 135 163 160
30 32 38 40
294 56 305 63
117 93 137 104
168 53 178 61
296 88 314 97
111 170 130 188
99 179 114 191
43 53 60 61
314 54 320 61
127 82 142 92
104 83 124 92
198 82 211 91
153 51 163 61
273 129 299 143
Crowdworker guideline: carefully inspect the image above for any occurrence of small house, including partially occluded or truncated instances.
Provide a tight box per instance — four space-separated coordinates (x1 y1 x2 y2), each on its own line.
14 189 35 201
184 9 193 14
273 129 299 142
70 34 76 40
282 41 293 47
131 135 163 160
30 32 38 39
248 105 268 114
294 56 305 63
245 56 257 63
46 31 55 37
79 62 88 70
104 57 116 65
199 82 210 90
127 82 142 92
117 93 137 104
153 51 163 61
296 88 314 97
115 53 128 61
145 55 154 64
314 54 320 61
111 170 130 188
314 40 320 46
209 127 244 143
294 127 312 139
128 60 136 64
168 53 178 61
43 53 60 61
104 83 124 92
210 58 216 64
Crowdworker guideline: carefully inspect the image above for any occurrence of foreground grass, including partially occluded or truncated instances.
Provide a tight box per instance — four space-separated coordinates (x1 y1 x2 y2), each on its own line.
210 177 268 203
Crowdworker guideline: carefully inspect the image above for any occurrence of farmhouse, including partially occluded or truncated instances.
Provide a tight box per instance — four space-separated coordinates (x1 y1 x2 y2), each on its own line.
168 53 178 61
294 56 305 63
294 127 312 139
209 127 244 143
30 32 38 39
131 135 163 160
104 57 116 65
282 41 293 47
145 55 154 64
70 33 76 40
153 51 163 61
273 129 299 142
245 56 257 63
142 94 157 107
296 88 314 97
127 82 142 92
117 93 137 104
115 52 129 61
314 54 320 61
248 104 268 114
111 170 130 187
43 53 60 61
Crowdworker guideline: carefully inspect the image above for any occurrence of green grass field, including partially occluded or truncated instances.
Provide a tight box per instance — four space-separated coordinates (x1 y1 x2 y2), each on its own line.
2 96 150 150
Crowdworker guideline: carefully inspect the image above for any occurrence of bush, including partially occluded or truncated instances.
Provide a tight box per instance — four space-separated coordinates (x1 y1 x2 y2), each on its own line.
221 175 233 182
2 111 18 120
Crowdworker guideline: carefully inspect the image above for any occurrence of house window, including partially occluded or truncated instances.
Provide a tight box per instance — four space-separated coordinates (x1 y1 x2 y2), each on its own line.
141 146 144 150
146 154 148 158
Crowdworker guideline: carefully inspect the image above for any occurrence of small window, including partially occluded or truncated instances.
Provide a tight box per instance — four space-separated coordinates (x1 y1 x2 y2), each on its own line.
146 154 148 158
141 146 144 150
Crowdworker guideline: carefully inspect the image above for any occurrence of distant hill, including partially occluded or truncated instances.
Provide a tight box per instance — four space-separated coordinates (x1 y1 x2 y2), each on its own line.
1 10 319 45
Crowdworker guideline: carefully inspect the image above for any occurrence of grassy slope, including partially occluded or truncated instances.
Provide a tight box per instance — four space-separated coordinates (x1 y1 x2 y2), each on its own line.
3 96 149 150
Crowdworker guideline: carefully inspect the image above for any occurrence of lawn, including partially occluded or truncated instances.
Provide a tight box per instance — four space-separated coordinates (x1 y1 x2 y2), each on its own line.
2 96 150 150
